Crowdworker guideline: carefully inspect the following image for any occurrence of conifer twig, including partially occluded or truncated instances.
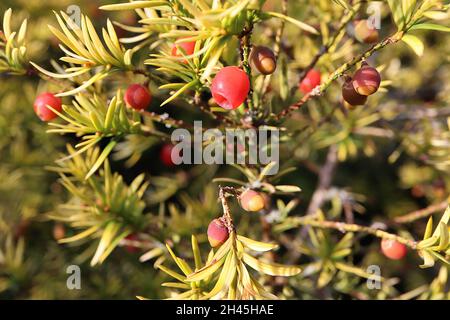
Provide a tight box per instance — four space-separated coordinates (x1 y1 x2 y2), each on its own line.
260 0 287 101
298 3 361 83
239 24 255 113
278 217 418 249
274 32 403 121
394 200 449 224
218 186 235 232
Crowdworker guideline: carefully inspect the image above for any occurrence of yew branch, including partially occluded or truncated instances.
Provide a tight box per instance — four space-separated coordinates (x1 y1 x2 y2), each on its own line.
274 32 403 121
278 216 418 249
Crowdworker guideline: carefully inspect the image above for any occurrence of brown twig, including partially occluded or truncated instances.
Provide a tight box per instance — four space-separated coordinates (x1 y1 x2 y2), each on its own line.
260 0 288 101
218 186 235 232
239 24 255 113
278 216 418 249
306 144 339 216
298 4 361 83
290 145 339 262
140 110 187 128
193 92 236 126
394 200 449 224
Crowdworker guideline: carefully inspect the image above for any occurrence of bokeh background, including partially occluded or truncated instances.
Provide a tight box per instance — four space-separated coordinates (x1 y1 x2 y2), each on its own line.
0 0 449 299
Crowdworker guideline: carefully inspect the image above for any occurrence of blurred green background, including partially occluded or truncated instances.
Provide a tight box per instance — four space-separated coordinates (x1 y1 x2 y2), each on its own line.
0 0 449 299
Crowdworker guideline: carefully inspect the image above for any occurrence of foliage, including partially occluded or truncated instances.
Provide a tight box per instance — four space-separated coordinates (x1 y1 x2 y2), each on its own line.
0 0 450 300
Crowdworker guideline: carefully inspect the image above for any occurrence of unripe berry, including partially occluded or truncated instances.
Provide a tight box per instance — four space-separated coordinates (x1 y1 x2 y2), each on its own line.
250 45 277 75
239 189 267 212
211 66 250 110
342 76 367 106
299 69 321 95
160 144 178 167
207 218 229 247
354 20 379 44
33 92 62 121
352 63 381 96
381 239 407 260
171 39 196 62
124 84 152 110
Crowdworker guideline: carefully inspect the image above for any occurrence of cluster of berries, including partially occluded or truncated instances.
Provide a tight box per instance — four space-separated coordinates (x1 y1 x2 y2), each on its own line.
33 38 380 120
342 62 381 108
34 31 397 260
207 189 270 247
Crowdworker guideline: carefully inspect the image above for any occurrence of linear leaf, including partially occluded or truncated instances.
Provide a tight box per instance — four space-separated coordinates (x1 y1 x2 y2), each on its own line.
100 1 169 11
237 235 279 252
242 252 301 276
409 23 450 32
85 140 117 180
402 34 424 56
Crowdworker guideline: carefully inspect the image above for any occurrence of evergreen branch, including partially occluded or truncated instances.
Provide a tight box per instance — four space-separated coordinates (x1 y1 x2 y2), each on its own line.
298 3 362 83
219 186 235 231
274 32 404 121
306 144 339 216
238 23 255 113
394 200 450 224
260 0 287 102
276 216 418 249
0 9 28 75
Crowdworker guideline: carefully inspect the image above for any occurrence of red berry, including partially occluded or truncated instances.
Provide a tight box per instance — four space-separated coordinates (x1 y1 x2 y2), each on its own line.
124 234 140 253
299 69 321 94
211 66 250 110
226 141 245 155
53 223 66 241
124 84 152 110
381 239 407 260
171 39 196 62
207 218 229 247
250 45 277 75
239 189 267 212
342 76 367 107
33 92 62 121
352 63 381 96
354 20 379 44
160 144 182 167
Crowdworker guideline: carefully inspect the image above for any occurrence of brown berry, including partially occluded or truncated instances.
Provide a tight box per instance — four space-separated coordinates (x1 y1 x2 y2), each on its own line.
342 76 367 106
352 63 381 96
250 45 277 75
354 20 379 44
